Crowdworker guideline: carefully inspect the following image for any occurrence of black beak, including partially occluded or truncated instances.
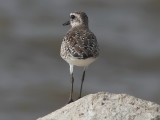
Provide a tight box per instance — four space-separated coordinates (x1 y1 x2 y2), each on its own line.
63 21 70 26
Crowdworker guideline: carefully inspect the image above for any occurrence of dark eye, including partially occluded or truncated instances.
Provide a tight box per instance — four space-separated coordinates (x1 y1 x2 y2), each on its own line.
70 15 75 19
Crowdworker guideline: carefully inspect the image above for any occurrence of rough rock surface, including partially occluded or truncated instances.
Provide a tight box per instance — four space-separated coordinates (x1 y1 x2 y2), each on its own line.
37 92 160 120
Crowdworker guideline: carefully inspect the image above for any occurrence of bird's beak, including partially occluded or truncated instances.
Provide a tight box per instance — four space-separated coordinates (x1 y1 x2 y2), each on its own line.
63 21 70 26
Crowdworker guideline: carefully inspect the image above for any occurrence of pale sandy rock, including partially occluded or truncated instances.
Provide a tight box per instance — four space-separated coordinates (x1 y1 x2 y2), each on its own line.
37 92 160 120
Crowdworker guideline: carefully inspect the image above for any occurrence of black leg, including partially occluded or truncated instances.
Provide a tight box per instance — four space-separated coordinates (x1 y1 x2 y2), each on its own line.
79 68 86 99
68 65 74 104
68 73 74 103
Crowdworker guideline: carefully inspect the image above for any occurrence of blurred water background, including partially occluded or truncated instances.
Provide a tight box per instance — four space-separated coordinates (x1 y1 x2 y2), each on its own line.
0 0 160 120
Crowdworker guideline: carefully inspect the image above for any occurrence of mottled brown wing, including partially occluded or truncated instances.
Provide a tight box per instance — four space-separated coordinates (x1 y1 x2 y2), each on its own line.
64 29 99 59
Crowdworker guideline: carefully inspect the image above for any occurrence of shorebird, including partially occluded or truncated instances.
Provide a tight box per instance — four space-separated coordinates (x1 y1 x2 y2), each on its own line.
60 11 99 103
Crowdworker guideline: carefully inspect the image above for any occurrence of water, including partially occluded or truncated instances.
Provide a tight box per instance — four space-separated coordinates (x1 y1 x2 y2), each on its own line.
0 0 160 120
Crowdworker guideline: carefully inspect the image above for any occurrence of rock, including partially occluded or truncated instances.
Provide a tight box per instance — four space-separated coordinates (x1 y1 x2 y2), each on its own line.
37 92 160 120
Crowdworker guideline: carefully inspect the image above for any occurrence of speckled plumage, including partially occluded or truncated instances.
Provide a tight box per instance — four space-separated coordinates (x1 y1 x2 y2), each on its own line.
60 11 100 103
60 11 99 67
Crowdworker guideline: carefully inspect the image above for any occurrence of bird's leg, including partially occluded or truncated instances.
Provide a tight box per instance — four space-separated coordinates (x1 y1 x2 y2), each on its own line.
68 65 74 104
78 67 86 99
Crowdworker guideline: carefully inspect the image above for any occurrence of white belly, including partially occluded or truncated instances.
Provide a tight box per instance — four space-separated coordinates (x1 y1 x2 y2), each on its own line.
65 57 97 67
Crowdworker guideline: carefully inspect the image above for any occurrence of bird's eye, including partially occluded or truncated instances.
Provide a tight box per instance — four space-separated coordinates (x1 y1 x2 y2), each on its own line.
70 15 75 19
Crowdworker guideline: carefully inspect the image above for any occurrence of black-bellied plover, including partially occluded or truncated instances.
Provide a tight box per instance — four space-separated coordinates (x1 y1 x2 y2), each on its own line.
60 11 99 103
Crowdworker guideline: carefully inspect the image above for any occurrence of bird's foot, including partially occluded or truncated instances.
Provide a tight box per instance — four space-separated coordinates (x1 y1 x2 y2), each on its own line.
67 98 74 104
77 96 82 100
